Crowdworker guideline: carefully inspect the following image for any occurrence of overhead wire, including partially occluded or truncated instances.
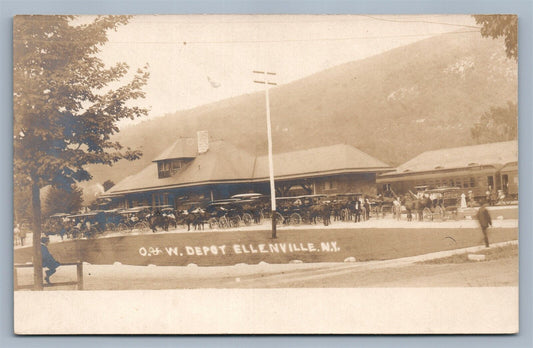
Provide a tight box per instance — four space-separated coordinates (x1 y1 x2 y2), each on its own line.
357 14 481 29
14 29 481 45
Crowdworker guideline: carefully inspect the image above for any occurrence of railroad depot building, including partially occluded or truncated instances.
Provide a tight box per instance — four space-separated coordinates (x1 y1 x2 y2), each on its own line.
103 132 392 209
376 140 518 199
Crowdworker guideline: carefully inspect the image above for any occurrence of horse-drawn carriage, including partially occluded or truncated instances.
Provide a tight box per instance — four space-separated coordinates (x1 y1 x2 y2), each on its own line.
172 201 209 231
115 206 152 233
369 193 397 219
424 187 461 221
274 194 332 226
42 213 70 238
274 196 308 225
95 209 123 232
331 193 363 221
405 187 461 221
204 199 247 229
66 211 109 238
301 194 334 225
230 193 266 225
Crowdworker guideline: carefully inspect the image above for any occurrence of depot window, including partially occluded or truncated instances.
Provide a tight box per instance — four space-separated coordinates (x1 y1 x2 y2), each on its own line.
324 180 336 190
157 159 189 179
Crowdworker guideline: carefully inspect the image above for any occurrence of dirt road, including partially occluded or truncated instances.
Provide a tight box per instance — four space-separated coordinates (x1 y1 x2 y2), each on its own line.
15 241 517 290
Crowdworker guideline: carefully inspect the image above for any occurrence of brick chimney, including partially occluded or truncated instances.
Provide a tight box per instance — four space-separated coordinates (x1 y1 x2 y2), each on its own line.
197 130 209 154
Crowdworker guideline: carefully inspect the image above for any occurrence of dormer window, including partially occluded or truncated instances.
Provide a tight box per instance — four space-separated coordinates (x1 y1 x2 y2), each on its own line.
157 159 188 178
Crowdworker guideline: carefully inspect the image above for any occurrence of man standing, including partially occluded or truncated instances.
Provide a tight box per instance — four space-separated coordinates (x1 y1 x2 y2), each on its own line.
41 237 61 284
393 197 401 220
476 203 492 248
14 224 21 246
467 190 474 207
364 198 370 220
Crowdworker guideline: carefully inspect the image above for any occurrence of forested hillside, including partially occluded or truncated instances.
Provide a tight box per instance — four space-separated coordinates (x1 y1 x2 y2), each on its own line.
85 30 517 192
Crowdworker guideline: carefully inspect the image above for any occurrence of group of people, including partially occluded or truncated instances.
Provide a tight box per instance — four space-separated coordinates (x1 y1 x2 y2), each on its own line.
352 197 371 222
16 203 495 288
13 224 27 246
286 196 373 223
485 186 510 206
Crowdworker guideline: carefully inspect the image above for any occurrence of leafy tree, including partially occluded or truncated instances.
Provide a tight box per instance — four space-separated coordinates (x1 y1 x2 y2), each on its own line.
473 15 517 60
103 179 115 191
13 15 149 289
43 185 84 218
14 186 32 225
471 102 517 144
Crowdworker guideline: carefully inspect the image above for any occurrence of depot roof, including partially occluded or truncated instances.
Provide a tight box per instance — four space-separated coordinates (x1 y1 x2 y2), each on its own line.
152 138 197 161
379 140 518 178
106 141 392 195
254 144 391 180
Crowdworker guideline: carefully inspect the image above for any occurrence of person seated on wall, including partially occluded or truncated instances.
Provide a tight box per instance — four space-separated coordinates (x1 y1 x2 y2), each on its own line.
41 237 61 284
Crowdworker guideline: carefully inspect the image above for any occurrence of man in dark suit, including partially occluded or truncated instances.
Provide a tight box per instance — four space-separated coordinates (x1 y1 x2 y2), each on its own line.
476 203 492 247
41 237 61 284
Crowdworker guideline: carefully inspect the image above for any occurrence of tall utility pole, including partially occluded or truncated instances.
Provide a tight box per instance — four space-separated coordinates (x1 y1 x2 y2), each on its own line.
253 70 277 239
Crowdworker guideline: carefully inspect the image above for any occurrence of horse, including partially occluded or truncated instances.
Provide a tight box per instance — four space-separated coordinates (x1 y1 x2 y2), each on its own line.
166 212 177 229
252 206 263 224
190 208 209 230
148 214 170 232
346 199 361 222
307 203 332 226
335 200 354 222
403 196 415 221
176 210 194 231
331 201 345 222
404 195 432 221
176 209 208 231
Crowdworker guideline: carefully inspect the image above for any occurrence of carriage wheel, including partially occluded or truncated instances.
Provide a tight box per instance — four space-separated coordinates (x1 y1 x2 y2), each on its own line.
230 216 241 228
242 213 253 226
117 223 130 233
89 227 101 238
208 217 218 229
422 208 433 222
70 228 81 239
502 195 514 205
448 207 460 221
289 213 302 225
133 221 149 232
218 216 229 229
433 206 444 221
301 212 311 224
105 223 116 232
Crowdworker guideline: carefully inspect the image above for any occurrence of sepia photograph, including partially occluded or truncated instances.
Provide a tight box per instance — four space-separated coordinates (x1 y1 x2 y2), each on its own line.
13 14 518 334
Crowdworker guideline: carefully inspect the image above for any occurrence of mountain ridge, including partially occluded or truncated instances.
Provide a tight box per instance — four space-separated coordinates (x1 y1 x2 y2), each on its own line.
84 30 517 196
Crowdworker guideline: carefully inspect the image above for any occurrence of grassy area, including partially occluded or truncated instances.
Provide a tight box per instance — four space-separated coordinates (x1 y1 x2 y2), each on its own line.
418 244 518 264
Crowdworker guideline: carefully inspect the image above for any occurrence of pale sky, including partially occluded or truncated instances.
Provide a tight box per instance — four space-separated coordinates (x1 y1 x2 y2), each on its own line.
91 15 480 127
